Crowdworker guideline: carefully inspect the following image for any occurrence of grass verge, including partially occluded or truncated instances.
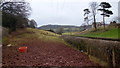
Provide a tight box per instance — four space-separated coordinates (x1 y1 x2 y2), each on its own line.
2 28 64 46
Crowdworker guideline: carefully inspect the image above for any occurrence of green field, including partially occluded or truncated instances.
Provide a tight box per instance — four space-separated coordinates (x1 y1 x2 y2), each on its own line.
78 28 120 39
63 28 120 39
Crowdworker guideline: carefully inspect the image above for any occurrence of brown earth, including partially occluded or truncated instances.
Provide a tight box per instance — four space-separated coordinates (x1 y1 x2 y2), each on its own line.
2 29 100 67
2 40 100 66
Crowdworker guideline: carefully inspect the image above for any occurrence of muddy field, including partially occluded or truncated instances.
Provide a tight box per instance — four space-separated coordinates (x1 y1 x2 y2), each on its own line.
2 39 99 66
2 28 100 67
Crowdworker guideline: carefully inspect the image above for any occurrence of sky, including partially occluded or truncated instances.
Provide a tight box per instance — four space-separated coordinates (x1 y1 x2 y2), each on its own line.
26 0 119 27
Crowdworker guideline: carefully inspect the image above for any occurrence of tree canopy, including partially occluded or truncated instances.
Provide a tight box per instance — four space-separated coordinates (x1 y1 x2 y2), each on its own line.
1 1 31 17
0 0 31 32
83 8 90 25
99 2 111 8
84 9 90 16
98 2 113 29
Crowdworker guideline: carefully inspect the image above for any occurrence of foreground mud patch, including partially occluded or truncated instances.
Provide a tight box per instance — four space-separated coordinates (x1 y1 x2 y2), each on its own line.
2 39 99 66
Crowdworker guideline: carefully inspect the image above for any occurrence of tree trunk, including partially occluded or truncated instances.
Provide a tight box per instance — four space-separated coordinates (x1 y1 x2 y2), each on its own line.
87 14 89 25
103 7 105 30
93 15 97 31
103 15 105 29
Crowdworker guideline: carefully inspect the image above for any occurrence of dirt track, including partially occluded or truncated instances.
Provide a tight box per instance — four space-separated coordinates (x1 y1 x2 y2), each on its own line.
2 38 99 66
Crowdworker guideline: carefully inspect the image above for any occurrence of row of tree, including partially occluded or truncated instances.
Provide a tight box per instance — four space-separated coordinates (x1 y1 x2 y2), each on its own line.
83 2 113 30
0 0 37 33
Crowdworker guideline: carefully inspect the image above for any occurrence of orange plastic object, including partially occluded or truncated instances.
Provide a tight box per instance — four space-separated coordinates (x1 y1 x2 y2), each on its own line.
19 46 27 53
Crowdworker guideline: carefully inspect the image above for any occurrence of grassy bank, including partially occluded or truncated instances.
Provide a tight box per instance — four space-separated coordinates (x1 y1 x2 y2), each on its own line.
63 27 120 39
2 28 64 46
78 28 120 39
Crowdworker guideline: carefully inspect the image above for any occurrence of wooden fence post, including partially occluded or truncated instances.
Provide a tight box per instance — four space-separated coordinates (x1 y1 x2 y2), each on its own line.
112 47 116 66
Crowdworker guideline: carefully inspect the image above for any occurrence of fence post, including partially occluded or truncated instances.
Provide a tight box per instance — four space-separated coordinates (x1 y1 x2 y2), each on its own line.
112 47 116 66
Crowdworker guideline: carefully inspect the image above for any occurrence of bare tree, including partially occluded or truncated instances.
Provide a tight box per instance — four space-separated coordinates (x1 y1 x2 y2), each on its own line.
89 2 98 31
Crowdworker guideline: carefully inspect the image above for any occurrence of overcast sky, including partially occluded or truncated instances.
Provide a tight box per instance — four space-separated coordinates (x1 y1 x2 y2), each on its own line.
27 0 119 27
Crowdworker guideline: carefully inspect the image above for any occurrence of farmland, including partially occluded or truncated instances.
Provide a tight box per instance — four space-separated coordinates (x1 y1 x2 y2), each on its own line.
63 27 120 39
2 28 99 66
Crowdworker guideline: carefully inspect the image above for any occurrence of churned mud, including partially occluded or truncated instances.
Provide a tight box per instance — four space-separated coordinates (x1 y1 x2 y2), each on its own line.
2 39 99 66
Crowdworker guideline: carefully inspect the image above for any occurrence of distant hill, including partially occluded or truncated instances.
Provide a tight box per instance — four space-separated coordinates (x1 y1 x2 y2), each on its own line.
38 25 80 30
38 24 92 33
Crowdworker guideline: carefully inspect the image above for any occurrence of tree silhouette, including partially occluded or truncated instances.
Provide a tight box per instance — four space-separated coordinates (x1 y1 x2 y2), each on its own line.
29 19 37 28
98 2 113 29
83 9 90 25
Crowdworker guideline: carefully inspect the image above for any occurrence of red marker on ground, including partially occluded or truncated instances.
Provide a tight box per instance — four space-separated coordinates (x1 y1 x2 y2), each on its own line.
19 46 27 53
